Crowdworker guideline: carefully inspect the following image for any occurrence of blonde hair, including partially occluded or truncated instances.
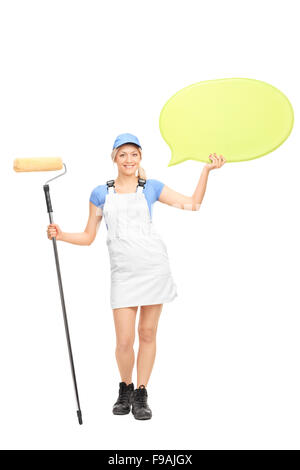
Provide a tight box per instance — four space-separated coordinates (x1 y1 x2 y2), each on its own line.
111 145 147 180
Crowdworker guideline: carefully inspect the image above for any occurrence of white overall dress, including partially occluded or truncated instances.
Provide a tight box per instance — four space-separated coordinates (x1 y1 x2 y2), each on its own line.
102 178 178 309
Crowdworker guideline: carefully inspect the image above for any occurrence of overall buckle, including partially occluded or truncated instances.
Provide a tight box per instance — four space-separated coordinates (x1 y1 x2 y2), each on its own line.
106 180 115 188
137 178 146 188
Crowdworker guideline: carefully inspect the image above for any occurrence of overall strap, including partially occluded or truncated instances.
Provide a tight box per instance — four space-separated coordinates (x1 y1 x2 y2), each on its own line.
106 178 146 193
137 178 146 188
106 179 115 194
137 178 146 193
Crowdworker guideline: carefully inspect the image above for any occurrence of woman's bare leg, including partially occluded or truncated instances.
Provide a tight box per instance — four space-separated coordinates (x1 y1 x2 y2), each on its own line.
137 303 163 387
113 306 138 385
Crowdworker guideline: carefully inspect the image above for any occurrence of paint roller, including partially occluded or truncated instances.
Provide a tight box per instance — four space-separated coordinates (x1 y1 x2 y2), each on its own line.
13 157 83 425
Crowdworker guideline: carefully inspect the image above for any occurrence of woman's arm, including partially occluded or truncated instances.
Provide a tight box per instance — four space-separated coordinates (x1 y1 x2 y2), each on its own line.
61 202 102 245
48 202 102 245
158 153 226 211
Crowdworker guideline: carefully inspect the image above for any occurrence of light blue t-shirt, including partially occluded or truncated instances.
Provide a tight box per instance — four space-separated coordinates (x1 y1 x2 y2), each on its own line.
89 179 165 227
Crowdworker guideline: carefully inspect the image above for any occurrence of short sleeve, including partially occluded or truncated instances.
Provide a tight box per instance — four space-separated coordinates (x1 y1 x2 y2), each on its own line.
89 185 107 209
149 179 165 201
89 188 100 207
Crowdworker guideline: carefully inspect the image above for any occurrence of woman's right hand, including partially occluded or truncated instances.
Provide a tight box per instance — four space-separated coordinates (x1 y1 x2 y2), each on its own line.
47 223 63 241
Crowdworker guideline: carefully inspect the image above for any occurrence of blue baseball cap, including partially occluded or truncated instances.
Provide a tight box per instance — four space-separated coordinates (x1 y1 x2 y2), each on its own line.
113 133 142 150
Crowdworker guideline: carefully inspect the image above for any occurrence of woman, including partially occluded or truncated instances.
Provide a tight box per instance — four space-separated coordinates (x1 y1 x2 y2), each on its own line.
47 132 226 420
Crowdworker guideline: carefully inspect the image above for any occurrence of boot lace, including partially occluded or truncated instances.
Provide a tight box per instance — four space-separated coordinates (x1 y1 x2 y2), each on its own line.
117 384 130 405
135 387 147 405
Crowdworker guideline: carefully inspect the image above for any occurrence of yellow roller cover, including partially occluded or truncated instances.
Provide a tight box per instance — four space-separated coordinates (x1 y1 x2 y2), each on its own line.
13 157 63 172
159 78 294 166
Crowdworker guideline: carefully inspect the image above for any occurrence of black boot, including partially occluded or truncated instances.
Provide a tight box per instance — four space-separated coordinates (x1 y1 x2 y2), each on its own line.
113 382 134 415
132 385 152 420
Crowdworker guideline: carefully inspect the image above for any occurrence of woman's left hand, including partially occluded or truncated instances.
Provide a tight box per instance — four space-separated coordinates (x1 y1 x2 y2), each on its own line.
205 153 226 171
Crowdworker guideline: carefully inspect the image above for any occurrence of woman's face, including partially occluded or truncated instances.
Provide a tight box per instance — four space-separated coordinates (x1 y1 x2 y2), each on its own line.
114 144 141 176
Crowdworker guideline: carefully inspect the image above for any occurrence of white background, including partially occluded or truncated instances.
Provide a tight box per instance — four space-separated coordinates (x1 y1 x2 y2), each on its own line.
0 0 299 450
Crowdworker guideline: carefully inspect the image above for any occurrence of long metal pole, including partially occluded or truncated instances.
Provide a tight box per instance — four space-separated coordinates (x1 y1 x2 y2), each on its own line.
44 182 83 425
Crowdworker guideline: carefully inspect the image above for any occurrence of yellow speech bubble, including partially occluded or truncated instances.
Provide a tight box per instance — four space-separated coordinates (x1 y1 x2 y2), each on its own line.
159 78 294 166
